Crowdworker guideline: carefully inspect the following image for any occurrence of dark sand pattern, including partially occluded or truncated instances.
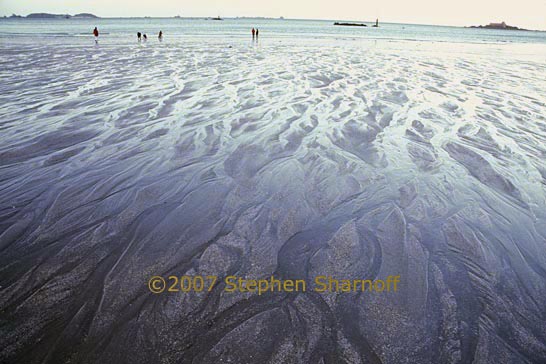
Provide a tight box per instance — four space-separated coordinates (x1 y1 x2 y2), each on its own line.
1 42 546 364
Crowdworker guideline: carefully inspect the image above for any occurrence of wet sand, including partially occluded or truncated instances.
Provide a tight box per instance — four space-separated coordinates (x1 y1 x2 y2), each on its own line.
1 39 546 363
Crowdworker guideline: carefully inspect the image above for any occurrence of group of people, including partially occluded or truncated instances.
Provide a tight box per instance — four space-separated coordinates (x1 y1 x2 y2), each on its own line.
91 27 164 42
251 28 260 39
93 26 262 43
137 31 163 41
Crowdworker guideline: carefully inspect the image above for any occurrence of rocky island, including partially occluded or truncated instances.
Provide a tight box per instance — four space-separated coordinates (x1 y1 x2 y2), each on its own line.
470 21 528 31
73 13 100 18
16 13 99 19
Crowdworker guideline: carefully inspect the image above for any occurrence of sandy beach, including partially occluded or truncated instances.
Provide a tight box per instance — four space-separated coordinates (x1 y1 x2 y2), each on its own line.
1 21 546 363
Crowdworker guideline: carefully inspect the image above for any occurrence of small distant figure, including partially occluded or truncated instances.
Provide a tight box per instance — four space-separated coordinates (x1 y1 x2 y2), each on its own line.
137 32 142 41
256 28 259 38
252 28 255 39
143 34 147 41
93 27 99 43
158 30 163 41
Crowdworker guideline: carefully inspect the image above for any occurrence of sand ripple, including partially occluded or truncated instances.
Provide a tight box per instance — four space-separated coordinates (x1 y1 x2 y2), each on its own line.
1 41 546 364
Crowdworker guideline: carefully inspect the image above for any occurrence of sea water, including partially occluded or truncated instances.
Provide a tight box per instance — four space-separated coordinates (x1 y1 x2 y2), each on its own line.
1 17 546 45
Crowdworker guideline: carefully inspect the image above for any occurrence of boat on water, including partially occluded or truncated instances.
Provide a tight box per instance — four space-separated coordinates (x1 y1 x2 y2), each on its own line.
334 22 367 27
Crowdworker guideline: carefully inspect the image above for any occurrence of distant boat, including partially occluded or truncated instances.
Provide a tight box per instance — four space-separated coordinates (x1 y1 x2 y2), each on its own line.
211 16 223 21
373 18 379 27
334 22 367 27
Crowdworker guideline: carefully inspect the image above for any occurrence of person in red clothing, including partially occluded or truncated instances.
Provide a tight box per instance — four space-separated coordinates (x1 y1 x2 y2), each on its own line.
252 28 255 39
93 27 99 43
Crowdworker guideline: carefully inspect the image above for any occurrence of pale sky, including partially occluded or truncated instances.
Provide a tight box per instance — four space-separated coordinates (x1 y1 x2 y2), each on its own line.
1 0 545 30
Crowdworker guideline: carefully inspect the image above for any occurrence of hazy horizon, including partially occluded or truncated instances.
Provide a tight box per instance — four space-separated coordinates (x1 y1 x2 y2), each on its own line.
1 0 545 30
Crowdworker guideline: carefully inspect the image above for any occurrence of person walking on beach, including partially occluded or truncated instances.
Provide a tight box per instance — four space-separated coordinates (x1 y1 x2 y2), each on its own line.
252 28 255 39
256 28 259 38
137 32 142 41
93 27 99 43
158 30 163 41
143 34 147 41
